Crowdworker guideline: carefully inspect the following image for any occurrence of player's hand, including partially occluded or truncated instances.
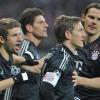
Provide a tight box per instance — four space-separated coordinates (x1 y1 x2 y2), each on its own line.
12 72 33 83
72 70 80 86
22 53 39 66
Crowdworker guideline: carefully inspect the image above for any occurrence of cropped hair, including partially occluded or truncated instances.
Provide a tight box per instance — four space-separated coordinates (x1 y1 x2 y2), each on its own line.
83 3 100 15
19 7 44 34
0 18 21 40
54 15 80 43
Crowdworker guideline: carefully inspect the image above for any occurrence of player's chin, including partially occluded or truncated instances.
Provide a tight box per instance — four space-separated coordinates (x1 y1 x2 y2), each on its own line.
79 44 84 48
13 50 19 54
77 43 84 48
43 33 48 38
14 47 21 54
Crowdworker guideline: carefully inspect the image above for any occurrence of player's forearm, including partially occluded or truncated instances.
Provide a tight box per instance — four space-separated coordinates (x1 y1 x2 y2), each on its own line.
21 64 42 73
13 54 25 64
0 78 14 91
20 58 44 73
78 77 100 89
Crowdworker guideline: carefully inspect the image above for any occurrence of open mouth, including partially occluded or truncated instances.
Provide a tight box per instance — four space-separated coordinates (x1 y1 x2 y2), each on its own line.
15 44 22 51
80 39 84 45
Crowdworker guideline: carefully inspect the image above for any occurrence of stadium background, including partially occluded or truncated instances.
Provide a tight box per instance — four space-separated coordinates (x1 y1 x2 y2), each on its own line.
0 0 99 56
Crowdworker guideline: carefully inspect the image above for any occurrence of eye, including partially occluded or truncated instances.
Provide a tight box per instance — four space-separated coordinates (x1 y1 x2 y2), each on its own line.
88 15 95 20
97 18 100 21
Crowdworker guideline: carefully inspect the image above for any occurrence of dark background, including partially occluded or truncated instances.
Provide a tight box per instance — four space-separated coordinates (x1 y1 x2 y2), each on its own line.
0 0 100 56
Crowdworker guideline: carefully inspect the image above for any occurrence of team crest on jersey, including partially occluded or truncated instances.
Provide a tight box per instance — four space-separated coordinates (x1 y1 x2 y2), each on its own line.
91 51 99 60
11 65 21 76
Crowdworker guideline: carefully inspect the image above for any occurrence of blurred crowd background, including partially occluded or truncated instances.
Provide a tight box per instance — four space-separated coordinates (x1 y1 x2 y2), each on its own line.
0 0 99 56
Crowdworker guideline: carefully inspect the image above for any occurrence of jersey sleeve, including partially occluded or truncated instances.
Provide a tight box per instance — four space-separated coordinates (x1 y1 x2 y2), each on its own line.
40 49 73 100
42 49 71 87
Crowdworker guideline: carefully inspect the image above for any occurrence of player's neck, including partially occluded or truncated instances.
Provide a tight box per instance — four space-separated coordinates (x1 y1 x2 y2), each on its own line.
25 33 41 47
63 41 77 55
0 46 10 61
87 32 100 43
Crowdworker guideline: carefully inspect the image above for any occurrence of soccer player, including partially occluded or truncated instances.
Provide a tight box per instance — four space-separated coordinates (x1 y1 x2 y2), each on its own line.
72 3 100 100
0 18 31 99
11 8 48 100
40 15 86 100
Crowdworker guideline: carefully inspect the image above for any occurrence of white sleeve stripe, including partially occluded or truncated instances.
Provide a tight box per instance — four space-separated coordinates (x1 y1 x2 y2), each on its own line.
21 40 29 55
18 40 30 56
25 40 30 52
4 87 12 100
18 40 27 55
25 51 34 59
62 50 69 70
59 48 69 71
20 40 34 59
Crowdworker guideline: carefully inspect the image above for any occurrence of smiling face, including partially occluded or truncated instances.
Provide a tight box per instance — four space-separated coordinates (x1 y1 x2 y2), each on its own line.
70 22 86 48
4 27 23 54
82 8 100 36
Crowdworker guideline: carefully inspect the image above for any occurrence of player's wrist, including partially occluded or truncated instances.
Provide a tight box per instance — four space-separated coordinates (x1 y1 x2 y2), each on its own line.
78 76 86 86
22 54 39 66
12 72 29 83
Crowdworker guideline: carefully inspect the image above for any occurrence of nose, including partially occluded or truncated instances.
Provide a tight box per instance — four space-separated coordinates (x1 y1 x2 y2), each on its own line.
92 18 98 25
18 34 23 42
45 21 48 28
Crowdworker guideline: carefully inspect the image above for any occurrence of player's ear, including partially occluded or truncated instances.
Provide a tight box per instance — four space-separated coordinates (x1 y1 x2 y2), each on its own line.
26 24 33 33
81 14 85 22
0 36 5 43
65 31 72 40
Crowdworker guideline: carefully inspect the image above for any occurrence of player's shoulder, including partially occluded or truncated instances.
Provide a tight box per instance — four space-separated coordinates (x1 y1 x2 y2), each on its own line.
45 43 71 62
